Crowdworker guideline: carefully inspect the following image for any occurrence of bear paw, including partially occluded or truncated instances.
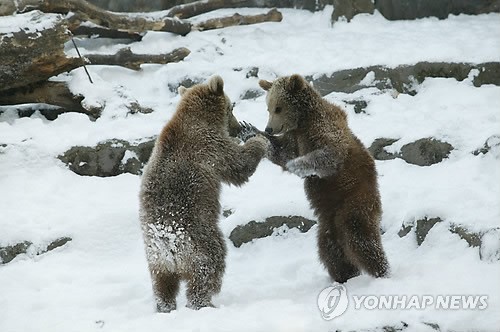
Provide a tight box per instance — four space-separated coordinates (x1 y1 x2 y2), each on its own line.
286 159 318 178
237 121 259 142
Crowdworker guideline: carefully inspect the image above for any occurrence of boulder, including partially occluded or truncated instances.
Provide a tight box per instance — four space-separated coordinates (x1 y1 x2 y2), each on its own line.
331 0 374 22
399 138 454 166
375 0 500 20
368 138 399 161
368 138 454 166
308 62 500 96
59 138 155 177
0 237 72 264
229 215 316 247
397 217 443 245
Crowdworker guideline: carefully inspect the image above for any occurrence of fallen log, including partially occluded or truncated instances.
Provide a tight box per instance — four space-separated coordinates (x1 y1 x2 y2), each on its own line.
194 8 283 31
167 0 299 19
84 47 191 70
0 0 192 35
70 24 143 41
0 82 99 120
0 11 190 92
167 0 250 19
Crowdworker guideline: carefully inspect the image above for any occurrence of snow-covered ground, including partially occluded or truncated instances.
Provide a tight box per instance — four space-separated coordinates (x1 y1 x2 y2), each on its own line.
1 8 500 332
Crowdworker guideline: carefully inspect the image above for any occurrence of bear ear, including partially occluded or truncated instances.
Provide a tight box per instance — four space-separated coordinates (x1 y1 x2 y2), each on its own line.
259 79 273 91
178 86 188 96
287 74 306 92
208 75 224 95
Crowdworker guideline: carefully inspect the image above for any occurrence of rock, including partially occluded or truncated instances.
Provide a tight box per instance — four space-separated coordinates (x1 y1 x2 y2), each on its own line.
331 0 374 22
416 217 442 245
473 135 500 156
246 67 259 78
344 99 368 114
168 77 205 93
59 137 156 177
449 224 482 248
0 241 32 264
400 138 454 166
240 89 264 100
479 228 500 262
229 215 316 248
398 217 442 245
308 62 500 96
0 237 72 264
422 322 440 331
223 209 234 218
397 224 413 238
375 0 500 21
368 138 399 161
126 101 154 115
368 137 454 166
45 237 72 252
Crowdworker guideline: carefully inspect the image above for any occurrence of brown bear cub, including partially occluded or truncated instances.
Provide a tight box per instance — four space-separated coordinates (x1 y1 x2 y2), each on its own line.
242 74 389 283
139 76 269 312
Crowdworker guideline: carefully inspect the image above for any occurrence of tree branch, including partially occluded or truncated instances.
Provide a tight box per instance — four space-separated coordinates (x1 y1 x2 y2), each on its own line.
194 8 283 31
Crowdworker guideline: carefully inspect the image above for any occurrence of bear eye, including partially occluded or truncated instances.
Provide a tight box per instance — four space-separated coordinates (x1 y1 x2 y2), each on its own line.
275 107 282 114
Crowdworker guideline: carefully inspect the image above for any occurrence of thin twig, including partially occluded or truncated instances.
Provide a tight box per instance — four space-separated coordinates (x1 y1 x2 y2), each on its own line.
71 37 93 84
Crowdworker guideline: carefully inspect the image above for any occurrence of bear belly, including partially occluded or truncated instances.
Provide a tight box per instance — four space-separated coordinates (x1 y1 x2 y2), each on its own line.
304 175 346 221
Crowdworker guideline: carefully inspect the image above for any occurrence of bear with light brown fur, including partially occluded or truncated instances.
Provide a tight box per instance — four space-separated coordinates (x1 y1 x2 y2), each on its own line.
139 76 268 312
241 74 389 283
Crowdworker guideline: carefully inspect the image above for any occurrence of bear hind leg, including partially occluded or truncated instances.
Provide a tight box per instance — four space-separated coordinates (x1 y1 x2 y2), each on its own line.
186 243 226 310
345 219 390 278
318 228 360 283
150 269 180 313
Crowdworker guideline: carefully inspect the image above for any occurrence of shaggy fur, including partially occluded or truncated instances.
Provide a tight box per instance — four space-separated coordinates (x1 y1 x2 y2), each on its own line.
140 76 268 312
256 74 389 283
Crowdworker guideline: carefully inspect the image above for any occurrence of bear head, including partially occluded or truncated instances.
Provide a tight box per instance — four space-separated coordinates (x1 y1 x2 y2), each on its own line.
258 74 310 135
178 75 241 137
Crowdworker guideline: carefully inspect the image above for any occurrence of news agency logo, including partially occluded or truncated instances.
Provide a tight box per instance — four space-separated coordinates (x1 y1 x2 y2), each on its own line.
317 284 349 320
317 284 488 320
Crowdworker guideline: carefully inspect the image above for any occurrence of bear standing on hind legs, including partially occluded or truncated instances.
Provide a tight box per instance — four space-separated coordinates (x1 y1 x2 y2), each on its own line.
243 74 389 283
140 76 269 312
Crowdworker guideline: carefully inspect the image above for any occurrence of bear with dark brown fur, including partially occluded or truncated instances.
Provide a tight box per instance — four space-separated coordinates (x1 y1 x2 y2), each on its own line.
241 74 389 283
139 76 268 312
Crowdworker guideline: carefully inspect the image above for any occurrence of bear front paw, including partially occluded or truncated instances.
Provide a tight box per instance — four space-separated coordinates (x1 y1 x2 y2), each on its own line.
237 121 259 142
286 159 318 178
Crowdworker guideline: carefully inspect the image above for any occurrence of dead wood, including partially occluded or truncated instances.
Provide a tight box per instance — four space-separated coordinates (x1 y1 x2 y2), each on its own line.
1 0 192 35
70 25 143 41
0 82 100 120
194 8 282 31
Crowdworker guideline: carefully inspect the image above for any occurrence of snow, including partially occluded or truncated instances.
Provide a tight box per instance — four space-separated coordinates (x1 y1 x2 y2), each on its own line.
1 7 500 332
0 11 61 36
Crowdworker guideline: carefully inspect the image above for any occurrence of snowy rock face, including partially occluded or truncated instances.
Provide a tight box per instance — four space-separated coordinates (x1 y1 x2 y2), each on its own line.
332 0 500 22
0 237 71 264
229 215 316 247
307 62 500 96
368 138 454 166
58 139 155 176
